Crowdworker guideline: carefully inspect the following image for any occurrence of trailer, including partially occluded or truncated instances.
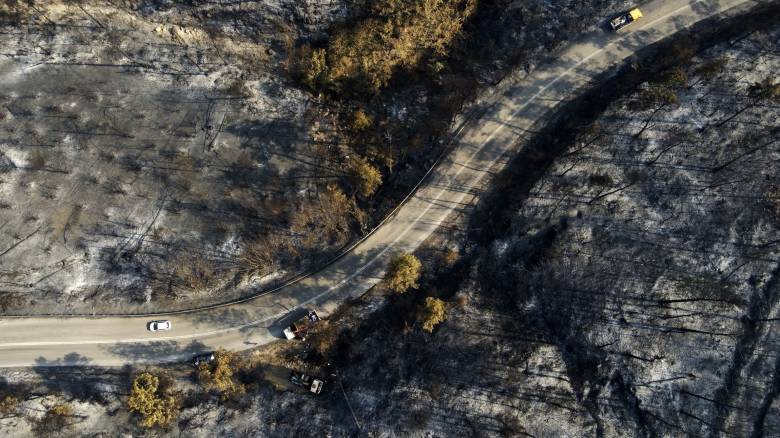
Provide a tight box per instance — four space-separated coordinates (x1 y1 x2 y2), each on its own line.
289 371 325 394
283 310 321 341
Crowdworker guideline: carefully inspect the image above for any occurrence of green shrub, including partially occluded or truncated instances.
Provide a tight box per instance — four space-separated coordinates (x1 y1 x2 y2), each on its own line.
421 297 446 332
35 403 74 434
348 155 382 197
300 0 476 95
128 373 179 428
386 252 422 293
197 348 246 401
0 394 18 415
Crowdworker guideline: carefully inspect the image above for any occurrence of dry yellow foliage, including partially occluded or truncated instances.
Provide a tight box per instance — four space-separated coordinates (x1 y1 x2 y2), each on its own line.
127 373 179 428
0 394 18 415
422 296 447 332
386 252 422 293
321 0 476 94
197 348 246 401
348 156 382 197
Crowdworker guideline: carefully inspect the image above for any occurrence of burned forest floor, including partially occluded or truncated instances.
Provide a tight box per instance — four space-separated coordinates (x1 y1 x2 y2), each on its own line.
0 0 634 314
1 3 779 437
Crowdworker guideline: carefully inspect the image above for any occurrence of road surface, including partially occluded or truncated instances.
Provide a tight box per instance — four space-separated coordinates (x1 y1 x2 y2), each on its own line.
0 0 757 367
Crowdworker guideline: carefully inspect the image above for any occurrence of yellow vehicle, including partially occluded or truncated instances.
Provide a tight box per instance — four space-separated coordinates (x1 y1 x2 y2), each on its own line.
610 8 643 31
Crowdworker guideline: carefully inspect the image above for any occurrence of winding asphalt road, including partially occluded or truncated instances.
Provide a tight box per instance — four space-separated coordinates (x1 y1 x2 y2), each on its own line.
0 0 756 367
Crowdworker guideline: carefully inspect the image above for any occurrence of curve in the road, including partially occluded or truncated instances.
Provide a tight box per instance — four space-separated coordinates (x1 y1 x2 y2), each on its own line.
0 0 757 367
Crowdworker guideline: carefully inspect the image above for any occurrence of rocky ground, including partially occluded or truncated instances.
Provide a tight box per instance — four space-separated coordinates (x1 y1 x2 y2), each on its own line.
1 6 778 437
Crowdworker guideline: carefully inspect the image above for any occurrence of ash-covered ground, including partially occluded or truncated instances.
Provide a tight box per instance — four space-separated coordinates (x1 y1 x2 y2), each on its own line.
0 0 360 313
0 0 631 313
1 10 778 438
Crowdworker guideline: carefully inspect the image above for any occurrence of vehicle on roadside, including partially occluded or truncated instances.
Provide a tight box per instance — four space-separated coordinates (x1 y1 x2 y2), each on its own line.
283 310 321 341
609 8 642 31
147 320 172 331
192 352 215 367
289 371 325 394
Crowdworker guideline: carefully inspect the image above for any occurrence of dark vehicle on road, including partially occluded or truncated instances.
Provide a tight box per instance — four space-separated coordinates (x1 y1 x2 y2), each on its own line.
609 8 642 31
192 352 215 367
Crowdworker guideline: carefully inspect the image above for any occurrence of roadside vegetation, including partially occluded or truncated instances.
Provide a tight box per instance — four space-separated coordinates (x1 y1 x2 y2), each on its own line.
421 297 447 332
385 252 422 293
196 349 246 401
0 0 638 314
291 0 476 96
0 4 779 436
128 373 180 428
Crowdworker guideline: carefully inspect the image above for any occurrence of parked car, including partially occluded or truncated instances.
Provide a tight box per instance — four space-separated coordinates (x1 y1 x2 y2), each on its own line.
283 310 321 341
147 320 172 331
289 371 325 394
192 352 215 367
609 8 642 31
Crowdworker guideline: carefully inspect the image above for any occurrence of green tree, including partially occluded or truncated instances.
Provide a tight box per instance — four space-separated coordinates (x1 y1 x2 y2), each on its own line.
386 252 422 293
197 348 246 401
322 0 476 95
127 373 179 428
348 155 382 197
350 108 373 133
421 297 447 332
304 47 327 91
289 44 327 91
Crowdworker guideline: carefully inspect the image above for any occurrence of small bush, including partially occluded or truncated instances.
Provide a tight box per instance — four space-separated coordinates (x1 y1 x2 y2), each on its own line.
35 403 73 435
631 67 688 110
0 293 24 313
197 348 246 401
290 185 355 249
661 67 688 88
386 252 422 293
225 78 251 97
172 252 220 292
748 77 780 100
289 44 327 91
421 297 447 332
441 248 459 268
127 372 180 428
348 155 382 197
0 394 19 415
350 108 373 133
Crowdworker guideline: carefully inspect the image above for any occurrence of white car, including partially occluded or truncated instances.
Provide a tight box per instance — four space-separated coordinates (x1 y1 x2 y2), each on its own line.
147 320 172 331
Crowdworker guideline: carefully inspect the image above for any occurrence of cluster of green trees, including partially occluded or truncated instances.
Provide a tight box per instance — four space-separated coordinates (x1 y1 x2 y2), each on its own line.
127 349 251 429
292 0 476 96
385 252 448 332
287 0 477 202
